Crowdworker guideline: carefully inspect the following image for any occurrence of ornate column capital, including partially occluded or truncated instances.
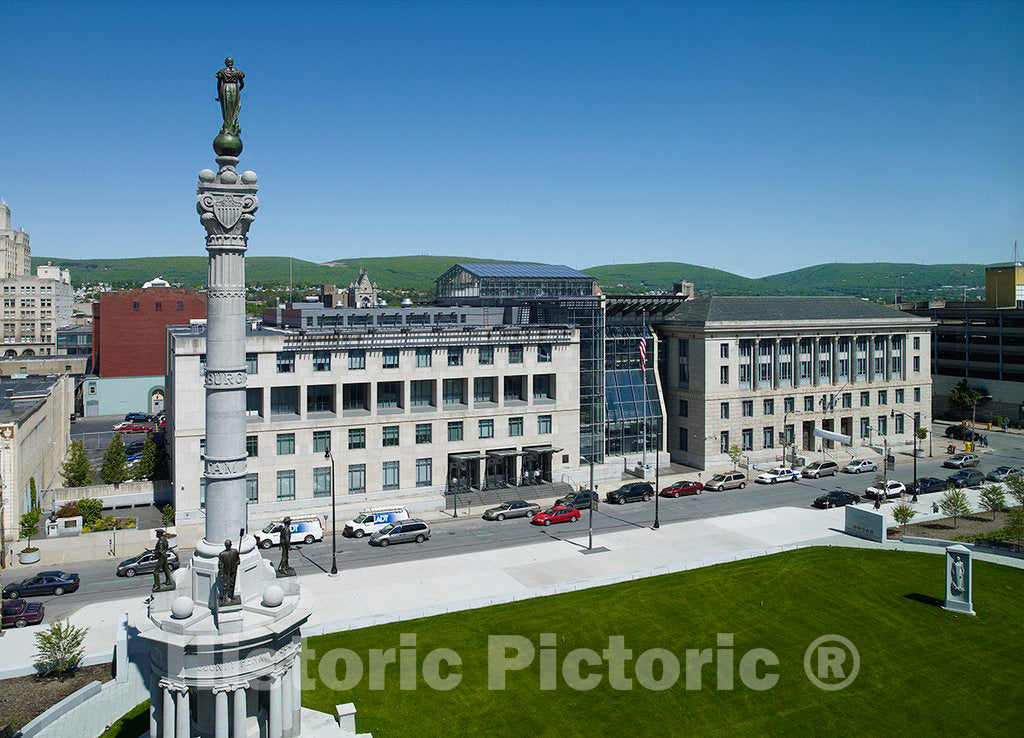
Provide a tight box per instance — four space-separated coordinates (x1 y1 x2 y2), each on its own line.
160 679 189 693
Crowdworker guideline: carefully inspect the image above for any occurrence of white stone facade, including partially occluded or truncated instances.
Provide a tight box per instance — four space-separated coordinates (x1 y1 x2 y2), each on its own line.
662 314 934 469
167 324 581 526
0 265 74 357
0 200 31 280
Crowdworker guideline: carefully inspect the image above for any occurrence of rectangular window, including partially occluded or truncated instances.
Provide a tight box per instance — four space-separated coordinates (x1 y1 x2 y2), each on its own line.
878 390 888 406
246 474 258 504
307 384 335 414
276 351 295 373
842 392 852 409
532 374 554 400
538 344 552 362
478 418 494 439
803 395 814 411
276 433 295 455
442 378 465 405
914 387 921 402
246 353 258 374
742 400 753 417
677 339 690 389
313 431 330 454
270 387 299 416
415 347 432 368
895 388 904 404
504 375 526 402
783 397 794 414
382 461 400 490
313 467 332 497
342 383 369 411
763 427 775 449
448 347 464 366
474 377 496 404
720 343 729 359
276 470 296 501
763 399 774 416
913 336 920 350
741 428 753 451
538 415 552 434
720 402 730 419
895 414 904 434
416 423 432 444
509 345 524 364
720 366 729 385
678 427 688 451
739 364 752 386
720 431 729 454
382 426 399 447
154 301 162 312
448 421 464 442
348 464 366 493
679 399 689 417
348 428 366 450
246 435 258 457
410 380 434 407
509 417 524 437
479 346 494 365
877 415 887 436
349 350 366 370
913 356 920 373
313 350 331 371
246 388 263 416
860 417 870 439
860 391 870 407
377 381 402 409
132 301 140 310
416 458 432 487
382 349 399 369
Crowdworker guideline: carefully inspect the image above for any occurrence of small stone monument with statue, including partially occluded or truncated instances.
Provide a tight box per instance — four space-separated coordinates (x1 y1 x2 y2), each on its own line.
942 543 976 616
134 57 333 738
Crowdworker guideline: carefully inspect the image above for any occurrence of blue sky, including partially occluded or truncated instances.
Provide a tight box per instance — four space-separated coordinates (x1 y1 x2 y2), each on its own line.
1 0 1021 276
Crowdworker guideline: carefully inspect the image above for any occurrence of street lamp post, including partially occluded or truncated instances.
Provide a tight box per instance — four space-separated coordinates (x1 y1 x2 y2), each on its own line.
891 409 918 499
970 394 993 448
324 449 338 577
782 410 798 467
582 456 595 550
653 442 661 530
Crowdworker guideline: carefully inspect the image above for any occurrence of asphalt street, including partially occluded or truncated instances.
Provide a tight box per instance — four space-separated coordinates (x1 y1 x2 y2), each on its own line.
12 423 1023 621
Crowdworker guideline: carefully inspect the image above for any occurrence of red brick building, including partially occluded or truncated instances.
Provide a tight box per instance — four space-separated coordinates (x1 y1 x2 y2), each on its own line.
93 288 207 378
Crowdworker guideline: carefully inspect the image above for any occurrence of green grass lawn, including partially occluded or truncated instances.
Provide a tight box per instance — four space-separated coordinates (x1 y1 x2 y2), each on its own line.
302 547 1024 737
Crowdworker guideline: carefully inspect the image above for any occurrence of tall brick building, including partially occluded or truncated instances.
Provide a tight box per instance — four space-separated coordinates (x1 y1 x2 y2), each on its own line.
93 287 207 377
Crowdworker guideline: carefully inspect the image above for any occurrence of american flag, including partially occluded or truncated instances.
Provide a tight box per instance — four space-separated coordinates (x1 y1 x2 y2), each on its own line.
639 326 649 369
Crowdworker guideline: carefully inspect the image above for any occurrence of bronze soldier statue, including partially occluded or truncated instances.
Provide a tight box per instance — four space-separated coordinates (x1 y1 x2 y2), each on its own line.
276 517 295 577
152 530 174 592
218 539 241 606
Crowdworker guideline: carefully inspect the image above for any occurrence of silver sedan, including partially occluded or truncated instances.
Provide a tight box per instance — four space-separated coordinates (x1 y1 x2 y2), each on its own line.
482 500 541 521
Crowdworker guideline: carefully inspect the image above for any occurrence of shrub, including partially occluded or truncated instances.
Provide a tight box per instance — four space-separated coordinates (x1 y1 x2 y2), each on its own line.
33 619 88 676
161 504 176 527
57 501 81 518
77 498 104 527
60 439 94 488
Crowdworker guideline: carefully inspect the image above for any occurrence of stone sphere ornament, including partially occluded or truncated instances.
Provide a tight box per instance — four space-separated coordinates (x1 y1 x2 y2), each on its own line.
198 168 216 183
241 170 258 184
171 596 195 620
262 584 284 608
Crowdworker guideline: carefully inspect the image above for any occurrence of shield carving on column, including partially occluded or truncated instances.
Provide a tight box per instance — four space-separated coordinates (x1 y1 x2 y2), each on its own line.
214 195 244 230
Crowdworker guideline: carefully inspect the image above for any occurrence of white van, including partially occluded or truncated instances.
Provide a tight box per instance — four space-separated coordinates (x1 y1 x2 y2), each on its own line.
256 515 325 549
343 507 410 538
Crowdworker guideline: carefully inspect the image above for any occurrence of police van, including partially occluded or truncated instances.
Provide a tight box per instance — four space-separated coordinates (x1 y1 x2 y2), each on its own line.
343 507 410 538
255 515 325 549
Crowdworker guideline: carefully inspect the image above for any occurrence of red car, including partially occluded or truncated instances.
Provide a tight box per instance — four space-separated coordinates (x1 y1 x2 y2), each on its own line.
660 480 704 498
530 506 581 526
2 599 44 628
113 422 152 434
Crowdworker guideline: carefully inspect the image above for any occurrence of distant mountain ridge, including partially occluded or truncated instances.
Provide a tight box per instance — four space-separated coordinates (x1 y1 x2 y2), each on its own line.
32 255 989 300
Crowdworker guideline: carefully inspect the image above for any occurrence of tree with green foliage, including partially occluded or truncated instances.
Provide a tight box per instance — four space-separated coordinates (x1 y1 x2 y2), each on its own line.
19 508 40 549
727 444 743 470
947 378 990 414
60 439 94 488
1006 476 1024 507
1006 507 1024 552
916 426 928 442
939 489 971 528
29 476 37 509
101 433 130 485
153 441 170 480
979 485 1007 520
134 434 158 480
892 502 917 538
161 504 176 527
33 620 88 676
76 498 104 527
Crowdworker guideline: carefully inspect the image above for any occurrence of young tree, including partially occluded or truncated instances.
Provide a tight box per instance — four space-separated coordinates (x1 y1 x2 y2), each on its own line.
134 433 158 480
979 485 1007 520
1006 475 1024 507
1006 507 1024 552
29 476 37 509
33 620 88 677
939 488 971 528
892 502 917 538
916 426 929 442
100 433 130 485
161 504 176 527
948 378 990 413
727 444 743 470
60 440 94 488
19 508 40 549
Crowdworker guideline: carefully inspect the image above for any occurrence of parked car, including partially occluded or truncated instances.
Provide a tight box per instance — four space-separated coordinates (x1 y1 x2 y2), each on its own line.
113 422 152 434
801 460 839 478
482 500 541 521
907 477 948 495
812 490 861 509
256 515 325 548
116 549 181 578
986 466 1023 483
124 412 152 423
530 506 581 526
843 459 878 474
947 469 985 488
554 489 600 511
125 440 147 454
756 467 800 484
2 571 80 599
943 453 980 469
343 507 409 538
944 425 984 442
660 480 703 498
704 472 747 491
864 480 907 500
1 599 44 628
605 482 655 505
369 519 431 547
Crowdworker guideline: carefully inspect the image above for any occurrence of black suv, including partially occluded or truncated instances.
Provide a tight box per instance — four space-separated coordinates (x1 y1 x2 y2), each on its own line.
944 425 984 442
554 489 600 510
605 482 654 505
907 477 947 495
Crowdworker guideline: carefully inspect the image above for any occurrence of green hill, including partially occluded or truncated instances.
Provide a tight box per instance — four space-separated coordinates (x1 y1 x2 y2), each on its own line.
581 261 783 295
759 262 987 299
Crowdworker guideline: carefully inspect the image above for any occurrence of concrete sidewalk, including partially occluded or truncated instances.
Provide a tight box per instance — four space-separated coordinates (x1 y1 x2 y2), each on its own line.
0 492 1015 679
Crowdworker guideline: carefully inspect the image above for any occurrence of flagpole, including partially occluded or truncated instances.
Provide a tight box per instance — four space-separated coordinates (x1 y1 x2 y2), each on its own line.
642 308 648 469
